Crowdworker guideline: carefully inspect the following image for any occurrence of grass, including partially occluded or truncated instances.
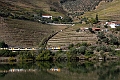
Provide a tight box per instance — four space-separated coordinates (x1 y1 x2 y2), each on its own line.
82 0 120 20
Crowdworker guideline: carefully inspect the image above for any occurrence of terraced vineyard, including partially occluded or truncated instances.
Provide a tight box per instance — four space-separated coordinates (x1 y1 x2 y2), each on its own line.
0 17 67 47
47 25 98 48
82 0 120 20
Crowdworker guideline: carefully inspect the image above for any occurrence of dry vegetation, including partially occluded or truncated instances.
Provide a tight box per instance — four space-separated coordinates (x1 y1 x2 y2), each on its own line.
0 17 67 47
47 24 97 48
0 0 67 47
82 0 120 20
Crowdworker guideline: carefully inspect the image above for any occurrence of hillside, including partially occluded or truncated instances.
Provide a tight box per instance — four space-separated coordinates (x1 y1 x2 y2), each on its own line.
47 24 97 48
0 17 67 47
61 0 102 17
0 0 65 17
0 0 68 47
0 0 119 48
82 0 120 20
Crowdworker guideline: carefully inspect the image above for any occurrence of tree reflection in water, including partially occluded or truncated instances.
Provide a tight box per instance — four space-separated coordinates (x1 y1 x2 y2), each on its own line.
0 61 119 80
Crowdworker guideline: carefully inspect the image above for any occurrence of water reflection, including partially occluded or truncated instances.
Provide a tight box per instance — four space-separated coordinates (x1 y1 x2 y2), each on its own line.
0 61 120 80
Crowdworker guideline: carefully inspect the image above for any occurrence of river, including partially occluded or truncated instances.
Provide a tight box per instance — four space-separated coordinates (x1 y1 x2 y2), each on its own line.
0 60 120 80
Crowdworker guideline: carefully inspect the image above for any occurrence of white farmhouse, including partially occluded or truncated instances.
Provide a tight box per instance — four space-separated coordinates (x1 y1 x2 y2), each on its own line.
106 22 116 28
109 23 116 28
42 15 52 19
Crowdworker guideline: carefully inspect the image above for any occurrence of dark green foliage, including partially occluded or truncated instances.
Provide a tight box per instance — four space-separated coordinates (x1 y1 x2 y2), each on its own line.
104 24 108 28
95 14 99 23
85 50 94 57
62 16 73 22
89 28 95 33
36 50 52 61
102 37 109 44
75 43 81 47
109 36 119 45
19 51 35 61
88 17 98 24
77 46 86 55
68 44 74 49
60 0 66 3
89 28 93 32
50 7 56 12
0 41 8 48
96 45 114 52
0 6 46 21
81 17 88 23
69 47 77 54
76 28 80 32
115 27 120 31
97 32 105 39
0 50 18 57
81 42 88 47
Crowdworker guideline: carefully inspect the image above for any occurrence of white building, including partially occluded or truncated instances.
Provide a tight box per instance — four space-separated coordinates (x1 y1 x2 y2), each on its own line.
42 15 52 19
109 23 116 28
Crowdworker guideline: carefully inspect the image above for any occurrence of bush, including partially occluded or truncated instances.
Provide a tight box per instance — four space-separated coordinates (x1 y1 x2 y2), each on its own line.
97 32 105 39
0 41 8 48
68 44 74 49
109 36 119 45
104 24 108 28
76 28 80 32
77 46 86 55
36 50 52 61
89 28 95 33
85 50 94 57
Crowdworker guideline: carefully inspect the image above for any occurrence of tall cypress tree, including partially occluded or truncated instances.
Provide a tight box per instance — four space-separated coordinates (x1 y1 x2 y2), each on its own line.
95 14 99 23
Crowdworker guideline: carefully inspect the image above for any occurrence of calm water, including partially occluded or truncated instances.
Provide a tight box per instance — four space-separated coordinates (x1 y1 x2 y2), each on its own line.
0 61 120 80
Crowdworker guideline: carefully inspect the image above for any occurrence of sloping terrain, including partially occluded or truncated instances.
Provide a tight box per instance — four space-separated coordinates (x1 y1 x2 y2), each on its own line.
61 0 102 17
82 0 120 20
47 24 97 48
0 17 67 47
0 0 65 18
0 0 67 47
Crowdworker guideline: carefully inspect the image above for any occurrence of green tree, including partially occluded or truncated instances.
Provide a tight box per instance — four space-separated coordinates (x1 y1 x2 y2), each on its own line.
97 32 105 39
77 46 86 55
89 28 95 33
0 41 8 48
36 50 52 61
62 16 73 22
110 36 119 45
68 44 74 49
95 14 99 23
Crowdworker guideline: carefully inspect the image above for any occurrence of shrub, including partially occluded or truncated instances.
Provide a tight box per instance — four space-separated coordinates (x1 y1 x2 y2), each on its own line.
68 44 74 49
0 41 8 48
77 46 86 55
76 28 80 32
36 50 52 61
97 32 105 39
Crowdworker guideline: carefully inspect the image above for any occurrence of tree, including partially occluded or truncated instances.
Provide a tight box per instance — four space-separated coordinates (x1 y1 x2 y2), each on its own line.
62 16 73 22
89 28 95 33
110 36 119 45
0 41 8 48
77 46 86 55
97 32 105 39
36 50 52 61
68 44 74 49
102 37 109 44
95 14 99 23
